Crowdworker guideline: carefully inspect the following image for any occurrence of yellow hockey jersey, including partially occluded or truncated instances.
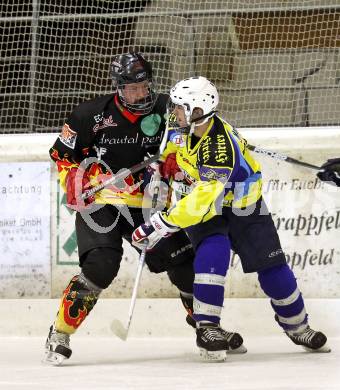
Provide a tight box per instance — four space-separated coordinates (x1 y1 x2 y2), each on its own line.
161 116 263 228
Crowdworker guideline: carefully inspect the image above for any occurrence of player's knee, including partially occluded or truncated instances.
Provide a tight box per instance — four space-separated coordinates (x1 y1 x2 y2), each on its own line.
167 261 194 294
81 247 122 289
258 264 297 298
194 234 230 277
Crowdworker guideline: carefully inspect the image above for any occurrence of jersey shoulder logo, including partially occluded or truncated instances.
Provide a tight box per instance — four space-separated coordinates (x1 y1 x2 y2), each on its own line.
59 124 77 149
169 131 185 147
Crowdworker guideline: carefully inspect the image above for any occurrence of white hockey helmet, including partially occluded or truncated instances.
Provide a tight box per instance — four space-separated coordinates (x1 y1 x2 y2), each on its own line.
169 76 219 129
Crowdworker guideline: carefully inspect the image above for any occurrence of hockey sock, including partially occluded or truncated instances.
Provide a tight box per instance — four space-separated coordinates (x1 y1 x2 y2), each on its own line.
55 273 102 334
193 234 230 324
258 264 308 334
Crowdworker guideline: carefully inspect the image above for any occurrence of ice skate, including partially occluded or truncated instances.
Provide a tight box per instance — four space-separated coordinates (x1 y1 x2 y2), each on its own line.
196 322 230 362
43 325 72 365
287 326 331 353
187 314 247 354
220 328 247 354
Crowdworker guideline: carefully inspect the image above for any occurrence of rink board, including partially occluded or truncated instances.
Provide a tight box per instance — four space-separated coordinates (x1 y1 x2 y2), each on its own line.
0 298 339 337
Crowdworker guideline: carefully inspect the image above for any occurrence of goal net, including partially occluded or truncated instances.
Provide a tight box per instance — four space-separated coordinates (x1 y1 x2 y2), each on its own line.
1 1 339 133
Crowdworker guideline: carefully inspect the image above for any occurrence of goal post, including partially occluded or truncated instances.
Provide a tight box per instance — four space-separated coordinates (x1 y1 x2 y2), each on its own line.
0 1 339 133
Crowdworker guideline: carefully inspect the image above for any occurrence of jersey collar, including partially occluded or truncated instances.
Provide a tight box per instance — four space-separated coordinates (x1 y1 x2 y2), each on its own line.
187 118 215 154
114 94 141 124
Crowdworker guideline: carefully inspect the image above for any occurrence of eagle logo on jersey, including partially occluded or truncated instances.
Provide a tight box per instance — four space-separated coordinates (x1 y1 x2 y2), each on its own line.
199 166 231 182
200 169 219 180
59 124 77 149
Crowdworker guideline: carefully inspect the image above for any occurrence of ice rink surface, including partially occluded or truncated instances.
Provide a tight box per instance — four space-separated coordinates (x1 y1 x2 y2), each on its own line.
1 336 339 390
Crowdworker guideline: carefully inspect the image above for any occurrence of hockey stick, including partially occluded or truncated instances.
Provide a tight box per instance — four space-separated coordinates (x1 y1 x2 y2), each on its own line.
110 173 162 341
247 144 321 171
110 112 169 341
110 242 148 341
82 153 160 200
110 171 162 341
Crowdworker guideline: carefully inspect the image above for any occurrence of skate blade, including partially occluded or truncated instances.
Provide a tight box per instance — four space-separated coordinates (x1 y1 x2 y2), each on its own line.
227 344 247 354
303 343 331 353
43 351 67 366
199 348 227 362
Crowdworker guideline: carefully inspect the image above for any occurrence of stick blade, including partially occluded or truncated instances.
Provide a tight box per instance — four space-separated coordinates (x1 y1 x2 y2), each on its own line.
111 319 128 341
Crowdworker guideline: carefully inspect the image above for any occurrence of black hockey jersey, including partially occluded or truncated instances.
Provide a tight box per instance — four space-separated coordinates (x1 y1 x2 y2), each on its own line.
50 93 168 207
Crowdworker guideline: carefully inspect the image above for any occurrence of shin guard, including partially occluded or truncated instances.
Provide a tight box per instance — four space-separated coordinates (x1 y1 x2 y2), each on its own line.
55 273 102 334
193 234 230 324
258 264 308 334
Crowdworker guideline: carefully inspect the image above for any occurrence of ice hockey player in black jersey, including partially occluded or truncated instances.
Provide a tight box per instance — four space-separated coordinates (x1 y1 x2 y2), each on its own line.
132 76 330 361
44 54 243 365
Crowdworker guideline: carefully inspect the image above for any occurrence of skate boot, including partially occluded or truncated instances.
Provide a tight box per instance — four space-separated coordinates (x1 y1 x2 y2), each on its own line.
220 328 247 354
287 326 331 353
43 325 72 365
186 314 247 354
196 322 230 362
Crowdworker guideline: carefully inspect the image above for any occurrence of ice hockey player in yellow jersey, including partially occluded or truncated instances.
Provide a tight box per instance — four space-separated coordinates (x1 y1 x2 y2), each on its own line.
133 76 330 361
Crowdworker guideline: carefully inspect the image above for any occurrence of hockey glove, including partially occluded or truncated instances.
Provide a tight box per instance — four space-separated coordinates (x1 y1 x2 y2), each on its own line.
159 153 183 181
317 158 340 187
132 211 180 250
66 167 95 210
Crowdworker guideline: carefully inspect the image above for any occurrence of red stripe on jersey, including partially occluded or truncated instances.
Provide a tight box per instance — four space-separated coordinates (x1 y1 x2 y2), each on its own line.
114 94 141 124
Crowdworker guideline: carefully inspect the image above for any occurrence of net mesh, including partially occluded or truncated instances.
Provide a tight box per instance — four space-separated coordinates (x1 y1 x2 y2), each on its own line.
0 0 339 133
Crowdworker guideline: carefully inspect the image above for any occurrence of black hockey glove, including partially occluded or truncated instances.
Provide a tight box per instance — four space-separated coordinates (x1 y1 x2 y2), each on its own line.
317 158 340 187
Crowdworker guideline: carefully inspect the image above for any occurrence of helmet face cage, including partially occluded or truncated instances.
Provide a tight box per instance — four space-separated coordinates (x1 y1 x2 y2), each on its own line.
166 100 191 134
117 81 157 115
111 53 157 115
169 76 219 131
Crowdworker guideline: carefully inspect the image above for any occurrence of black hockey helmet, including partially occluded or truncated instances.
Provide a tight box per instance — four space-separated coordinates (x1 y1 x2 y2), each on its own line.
111 52 157 114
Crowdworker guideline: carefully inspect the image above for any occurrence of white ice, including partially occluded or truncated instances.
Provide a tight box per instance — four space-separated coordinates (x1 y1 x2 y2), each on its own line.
0 336 339 390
